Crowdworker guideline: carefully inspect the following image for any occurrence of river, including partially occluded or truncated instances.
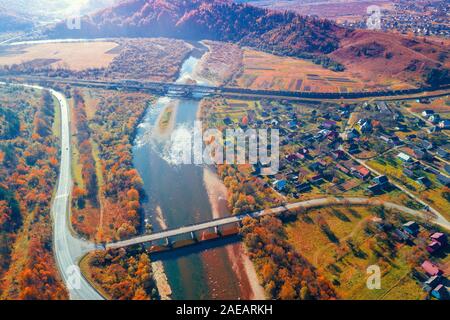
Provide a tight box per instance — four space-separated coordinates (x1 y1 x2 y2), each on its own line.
132 49 258 299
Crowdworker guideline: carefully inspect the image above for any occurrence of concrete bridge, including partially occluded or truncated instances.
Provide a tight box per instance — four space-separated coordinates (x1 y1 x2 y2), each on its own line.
106 197 446 250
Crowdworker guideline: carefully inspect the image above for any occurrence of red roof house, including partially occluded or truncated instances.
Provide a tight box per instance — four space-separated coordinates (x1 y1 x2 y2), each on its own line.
430 232 447 245
421 261 443 276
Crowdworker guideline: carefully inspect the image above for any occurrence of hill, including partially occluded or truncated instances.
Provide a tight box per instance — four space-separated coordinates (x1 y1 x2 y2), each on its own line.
331 29 450 87
42 0 450 88
0 10 33 32
47 0 343 56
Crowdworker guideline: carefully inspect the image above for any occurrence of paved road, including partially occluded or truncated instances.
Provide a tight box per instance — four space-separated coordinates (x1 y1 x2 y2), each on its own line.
0 82 104 300
49 88 103 300
107 197 449 249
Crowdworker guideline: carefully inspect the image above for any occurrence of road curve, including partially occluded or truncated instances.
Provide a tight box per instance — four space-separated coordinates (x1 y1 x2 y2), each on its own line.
0 82 103 300
108 197 449 250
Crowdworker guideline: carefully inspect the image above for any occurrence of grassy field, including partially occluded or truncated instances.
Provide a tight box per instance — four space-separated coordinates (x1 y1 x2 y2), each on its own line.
285 206 428 300
0 41 119 71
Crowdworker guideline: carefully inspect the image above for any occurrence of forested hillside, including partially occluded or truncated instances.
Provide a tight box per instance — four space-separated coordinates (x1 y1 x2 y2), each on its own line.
0 85 67 299
47 0 343 56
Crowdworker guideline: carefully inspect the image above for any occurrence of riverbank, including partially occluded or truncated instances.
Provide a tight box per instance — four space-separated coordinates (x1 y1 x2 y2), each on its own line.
203 165 266 300
152 261 172 300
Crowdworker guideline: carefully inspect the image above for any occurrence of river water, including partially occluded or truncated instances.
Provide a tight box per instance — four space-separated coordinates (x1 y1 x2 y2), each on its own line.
132 52 254 299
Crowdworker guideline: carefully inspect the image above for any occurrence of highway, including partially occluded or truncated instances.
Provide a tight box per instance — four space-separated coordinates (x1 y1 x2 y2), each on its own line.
107 197 449 250
49 87 103 300
0 82 104 300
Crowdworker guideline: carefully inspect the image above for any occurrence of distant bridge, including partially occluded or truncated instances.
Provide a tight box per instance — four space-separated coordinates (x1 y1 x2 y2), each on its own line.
105 197 443 250
2 75 450 101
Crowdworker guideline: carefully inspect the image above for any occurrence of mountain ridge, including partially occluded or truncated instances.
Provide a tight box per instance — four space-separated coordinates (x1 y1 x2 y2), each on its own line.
43 0 450 87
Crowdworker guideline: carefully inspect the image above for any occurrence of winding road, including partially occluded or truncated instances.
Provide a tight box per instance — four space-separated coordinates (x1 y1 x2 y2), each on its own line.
0 82 104 300
49 87 103 300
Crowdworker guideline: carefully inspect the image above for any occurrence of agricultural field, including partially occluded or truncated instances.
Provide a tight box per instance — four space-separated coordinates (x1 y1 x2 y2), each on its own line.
233 49 365 93
285 205 446 300
0 41 119 71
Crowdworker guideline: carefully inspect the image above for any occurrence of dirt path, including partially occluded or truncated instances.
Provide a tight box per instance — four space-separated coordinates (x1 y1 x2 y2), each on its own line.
313 217 370 265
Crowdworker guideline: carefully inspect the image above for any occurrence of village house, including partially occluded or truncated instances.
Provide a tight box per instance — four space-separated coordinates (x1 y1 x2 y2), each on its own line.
431 284 448 300
380 134 402 146
439 119 450 129
427 241 443 254
327 131 339 141
295 182 311 193
341 129 360 141
403 160 420 170
336 163 350 174
372 175 389 186
436 148 449 159
419 139 434 150
403 221 420 236
393 228 410 242
437 174 450 187
413 147 432 160
431 232 448 244
398 152 412 163
422 110 435 117
321 120 337 130
421 260 443 276
348 143 360 154
429 114 441 124
351 166 371 180
331 150 345 160
416 176 432 189
273 179 287 192
403 167 415 178
423 275 442 293
310 174 324 185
